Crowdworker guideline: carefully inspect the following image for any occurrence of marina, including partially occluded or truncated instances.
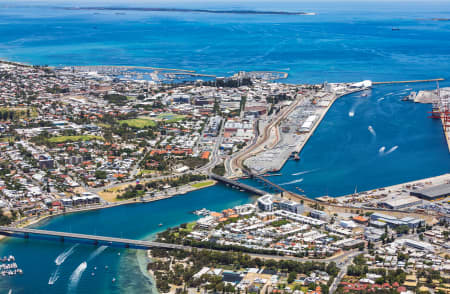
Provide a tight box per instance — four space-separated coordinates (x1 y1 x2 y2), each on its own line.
0 256 23 277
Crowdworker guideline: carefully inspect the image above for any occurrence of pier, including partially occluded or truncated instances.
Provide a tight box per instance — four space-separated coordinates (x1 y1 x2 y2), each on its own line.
0 226 188 250
209 173 267 195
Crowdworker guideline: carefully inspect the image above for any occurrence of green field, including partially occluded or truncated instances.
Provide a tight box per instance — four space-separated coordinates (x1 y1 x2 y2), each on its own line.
119 118 157 128
47 135 104 143
191 180 215 189
157 113 186 123
0 107 38 118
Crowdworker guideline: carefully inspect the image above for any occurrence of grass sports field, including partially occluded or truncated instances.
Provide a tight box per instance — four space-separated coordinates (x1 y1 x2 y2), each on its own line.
47 135 104 143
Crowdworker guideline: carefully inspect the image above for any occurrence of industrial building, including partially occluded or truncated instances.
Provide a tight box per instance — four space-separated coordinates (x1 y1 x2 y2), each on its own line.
379 195 422 210
410 183 450 200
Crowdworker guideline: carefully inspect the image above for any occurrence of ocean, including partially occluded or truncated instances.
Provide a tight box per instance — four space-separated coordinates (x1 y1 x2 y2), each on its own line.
0 1 450 293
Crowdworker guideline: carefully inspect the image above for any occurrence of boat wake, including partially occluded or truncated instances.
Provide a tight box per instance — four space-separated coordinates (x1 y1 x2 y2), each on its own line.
379 145 398 155
280 178 304 186
292 169 318 176
348 98 364 118
377 97 385 102
368 125 376 137
385 145 398 155
48 267 60 285
55 244 78 266
68 261 87 293
88 246 107 262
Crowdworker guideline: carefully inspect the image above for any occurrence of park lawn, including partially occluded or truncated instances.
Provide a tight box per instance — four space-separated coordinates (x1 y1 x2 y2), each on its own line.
119 118 156 128
98 183 136 202
157 113 186 123
96 122 111 128
0 137 13 143
0 107 38 118
138 169 158 176
180 222 196 233
47 135 104 143
191 180 215 189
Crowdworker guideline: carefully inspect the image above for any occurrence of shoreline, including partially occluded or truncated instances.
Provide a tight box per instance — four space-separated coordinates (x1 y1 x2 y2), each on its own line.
333 173 450 203
0 179 217 241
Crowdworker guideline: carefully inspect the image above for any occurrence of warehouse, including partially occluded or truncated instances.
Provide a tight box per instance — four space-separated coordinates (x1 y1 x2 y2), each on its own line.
379 195 422 210
410 183 450 200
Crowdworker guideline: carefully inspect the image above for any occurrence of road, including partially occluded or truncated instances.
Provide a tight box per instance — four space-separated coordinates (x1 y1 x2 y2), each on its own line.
230 94 302 176
329 250 365 293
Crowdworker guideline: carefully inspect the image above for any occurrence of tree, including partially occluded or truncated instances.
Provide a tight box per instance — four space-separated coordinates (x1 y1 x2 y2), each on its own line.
95 170 107 179
287 272 297 283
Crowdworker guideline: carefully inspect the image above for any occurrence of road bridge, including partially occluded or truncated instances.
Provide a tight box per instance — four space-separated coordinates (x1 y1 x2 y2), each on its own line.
0 226 188 250
0 226 351 264
209 173 267 196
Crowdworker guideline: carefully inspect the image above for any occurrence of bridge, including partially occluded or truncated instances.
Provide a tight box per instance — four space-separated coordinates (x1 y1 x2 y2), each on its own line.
0 226 351 264
209 173 267 196
0 226 188 250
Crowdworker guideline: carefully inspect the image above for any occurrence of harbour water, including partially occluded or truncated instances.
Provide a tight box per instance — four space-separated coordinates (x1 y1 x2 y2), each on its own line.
243 82 450 198
1 1 450 293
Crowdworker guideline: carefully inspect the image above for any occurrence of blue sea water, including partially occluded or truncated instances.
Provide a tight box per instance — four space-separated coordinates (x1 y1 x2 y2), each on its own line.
0 1 450 293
